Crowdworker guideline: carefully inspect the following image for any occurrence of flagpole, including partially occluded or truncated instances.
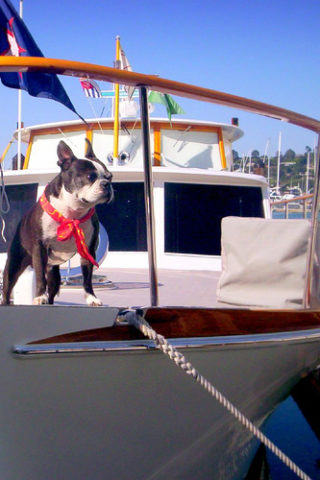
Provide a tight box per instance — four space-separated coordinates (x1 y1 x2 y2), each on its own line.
113 35 120 160
17 0 23 169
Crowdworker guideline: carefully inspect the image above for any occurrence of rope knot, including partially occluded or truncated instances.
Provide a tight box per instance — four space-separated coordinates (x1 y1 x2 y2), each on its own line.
57 218 81 241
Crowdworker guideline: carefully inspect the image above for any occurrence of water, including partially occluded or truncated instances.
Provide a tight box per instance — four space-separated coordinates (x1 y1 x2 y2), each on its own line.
272 211 311 220
262 211 320 478
264 396 320 479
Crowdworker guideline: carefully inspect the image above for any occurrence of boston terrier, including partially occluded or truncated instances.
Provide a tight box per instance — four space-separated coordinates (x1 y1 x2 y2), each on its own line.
2 139 113 306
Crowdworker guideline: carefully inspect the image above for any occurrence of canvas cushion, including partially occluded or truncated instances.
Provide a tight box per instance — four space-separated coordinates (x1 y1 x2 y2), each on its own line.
216 217 313 308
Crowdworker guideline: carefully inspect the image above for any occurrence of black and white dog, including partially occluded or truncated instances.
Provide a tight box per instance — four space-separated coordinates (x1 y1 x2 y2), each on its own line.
2 139 113 306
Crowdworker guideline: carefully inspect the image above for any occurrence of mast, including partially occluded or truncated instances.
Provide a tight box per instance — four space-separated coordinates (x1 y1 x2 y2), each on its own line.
306 150 310 194
276 131 282 194
264 138 270 185
17 0 23 168
113 35 120 160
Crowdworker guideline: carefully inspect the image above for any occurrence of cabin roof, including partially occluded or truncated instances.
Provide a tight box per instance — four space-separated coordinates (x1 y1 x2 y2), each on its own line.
14 117 244 144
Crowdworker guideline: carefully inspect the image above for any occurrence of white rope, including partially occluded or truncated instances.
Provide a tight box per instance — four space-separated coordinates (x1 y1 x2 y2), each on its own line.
125 310 311 480
0 162 10 242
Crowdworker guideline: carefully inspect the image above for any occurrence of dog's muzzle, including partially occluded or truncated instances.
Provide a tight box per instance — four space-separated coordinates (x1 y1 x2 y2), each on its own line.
100 181 114 203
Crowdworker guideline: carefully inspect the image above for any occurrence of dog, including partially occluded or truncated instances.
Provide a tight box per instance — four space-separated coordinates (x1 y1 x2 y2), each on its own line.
2 139 113 306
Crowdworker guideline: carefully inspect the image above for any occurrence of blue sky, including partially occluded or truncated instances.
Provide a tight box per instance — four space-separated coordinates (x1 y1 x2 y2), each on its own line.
1 0 319 159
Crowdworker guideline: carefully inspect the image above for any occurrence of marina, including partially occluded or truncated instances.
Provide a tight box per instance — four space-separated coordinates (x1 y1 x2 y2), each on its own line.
0 2 319 478
0 54 319 479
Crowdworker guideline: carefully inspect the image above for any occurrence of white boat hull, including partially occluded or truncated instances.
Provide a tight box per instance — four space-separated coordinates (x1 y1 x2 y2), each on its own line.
0 306 319 479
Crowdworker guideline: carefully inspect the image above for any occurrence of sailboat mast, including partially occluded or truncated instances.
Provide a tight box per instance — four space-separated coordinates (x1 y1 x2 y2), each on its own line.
306 151 310 194
276 131 282 194
264 138 270 185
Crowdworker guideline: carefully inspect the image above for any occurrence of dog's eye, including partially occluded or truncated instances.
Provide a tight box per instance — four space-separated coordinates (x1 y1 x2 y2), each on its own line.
87 172 97 182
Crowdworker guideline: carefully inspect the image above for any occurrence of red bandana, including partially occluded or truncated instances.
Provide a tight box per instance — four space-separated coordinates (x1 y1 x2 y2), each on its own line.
40 192 99 268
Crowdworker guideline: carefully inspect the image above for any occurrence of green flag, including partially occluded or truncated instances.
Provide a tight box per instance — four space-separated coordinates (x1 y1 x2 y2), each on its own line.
148 91 185 123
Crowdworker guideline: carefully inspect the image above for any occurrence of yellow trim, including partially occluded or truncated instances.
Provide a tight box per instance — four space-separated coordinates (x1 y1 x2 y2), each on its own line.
218 127 227 169
113 36 121 158
0 137 14 164
153 125 161 166
23 136 33 169
86 129 93 144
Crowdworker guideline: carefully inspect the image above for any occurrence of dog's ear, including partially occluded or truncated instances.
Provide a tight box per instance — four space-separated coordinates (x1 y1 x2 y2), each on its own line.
57 141 76 171
84 139 97 160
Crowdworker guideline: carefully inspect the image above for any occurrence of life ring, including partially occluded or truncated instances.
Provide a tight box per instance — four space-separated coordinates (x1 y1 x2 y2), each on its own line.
60 222 109 278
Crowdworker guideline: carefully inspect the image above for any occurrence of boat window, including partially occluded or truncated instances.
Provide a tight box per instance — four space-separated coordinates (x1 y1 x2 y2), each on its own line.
0 183 38 253
164 183 264 255
96 182 147 251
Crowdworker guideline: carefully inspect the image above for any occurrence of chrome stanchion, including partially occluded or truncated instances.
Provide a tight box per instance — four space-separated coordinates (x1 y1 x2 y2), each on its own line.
139 86 159 306
304 135 320 308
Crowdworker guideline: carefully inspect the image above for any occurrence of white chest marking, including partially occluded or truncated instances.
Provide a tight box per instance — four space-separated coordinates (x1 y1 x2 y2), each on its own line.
41 191 94 266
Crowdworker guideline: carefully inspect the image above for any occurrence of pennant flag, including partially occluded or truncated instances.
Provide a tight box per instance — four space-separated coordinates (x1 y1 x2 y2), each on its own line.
0 0 79 117
119 45 132 72
148 91 185 123
119 43 135 100
80 78 102 98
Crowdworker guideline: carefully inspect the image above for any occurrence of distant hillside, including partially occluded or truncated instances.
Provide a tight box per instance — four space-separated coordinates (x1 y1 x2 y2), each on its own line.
232 147 315 192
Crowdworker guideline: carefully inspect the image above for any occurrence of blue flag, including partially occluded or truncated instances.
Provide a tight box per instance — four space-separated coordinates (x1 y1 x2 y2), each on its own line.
0 0 78 115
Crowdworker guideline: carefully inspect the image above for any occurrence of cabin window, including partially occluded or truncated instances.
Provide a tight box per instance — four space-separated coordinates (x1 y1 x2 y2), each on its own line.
0 183 38 254
96 182 147 251
164 183 264 255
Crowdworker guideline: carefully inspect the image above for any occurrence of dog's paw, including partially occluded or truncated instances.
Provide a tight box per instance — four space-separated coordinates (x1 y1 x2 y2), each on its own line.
33 294 49 305
85 294 103 307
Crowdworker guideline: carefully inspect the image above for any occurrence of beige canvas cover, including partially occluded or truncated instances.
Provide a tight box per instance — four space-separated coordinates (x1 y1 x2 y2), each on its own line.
216 217 318 308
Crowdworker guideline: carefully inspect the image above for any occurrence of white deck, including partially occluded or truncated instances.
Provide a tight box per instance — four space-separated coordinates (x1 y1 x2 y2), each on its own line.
56 268 222 308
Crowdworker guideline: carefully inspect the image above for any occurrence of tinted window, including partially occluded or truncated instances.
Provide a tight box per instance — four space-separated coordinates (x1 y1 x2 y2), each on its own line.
165 183 264 255
0 183 38 253
96 182 147 251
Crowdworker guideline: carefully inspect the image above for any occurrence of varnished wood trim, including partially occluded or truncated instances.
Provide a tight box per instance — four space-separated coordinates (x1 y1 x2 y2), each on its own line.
30 123 93 137
29 121 223 137
154 122 221 133
1 57 319 133
29 307 320 345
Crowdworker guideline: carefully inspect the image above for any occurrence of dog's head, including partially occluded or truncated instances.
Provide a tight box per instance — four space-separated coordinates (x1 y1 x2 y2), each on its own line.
56 140 113 207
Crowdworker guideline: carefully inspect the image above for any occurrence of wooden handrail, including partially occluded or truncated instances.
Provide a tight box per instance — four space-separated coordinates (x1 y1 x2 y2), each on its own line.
271 193 313 206
0 56 320 133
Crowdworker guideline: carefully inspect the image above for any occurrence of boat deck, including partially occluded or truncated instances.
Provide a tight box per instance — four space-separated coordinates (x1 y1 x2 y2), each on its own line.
56 268 222 309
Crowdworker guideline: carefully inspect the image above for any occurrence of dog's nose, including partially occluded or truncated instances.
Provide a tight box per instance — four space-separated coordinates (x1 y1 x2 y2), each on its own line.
101 179 111 190
104 172 113 182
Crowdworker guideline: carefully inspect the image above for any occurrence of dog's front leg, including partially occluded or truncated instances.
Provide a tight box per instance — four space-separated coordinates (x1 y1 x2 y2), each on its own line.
32 241 49 305
47 265 61 305
81 261 102 306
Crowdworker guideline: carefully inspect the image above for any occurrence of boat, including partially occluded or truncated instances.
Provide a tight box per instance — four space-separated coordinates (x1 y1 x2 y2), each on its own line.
0 56 319 480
